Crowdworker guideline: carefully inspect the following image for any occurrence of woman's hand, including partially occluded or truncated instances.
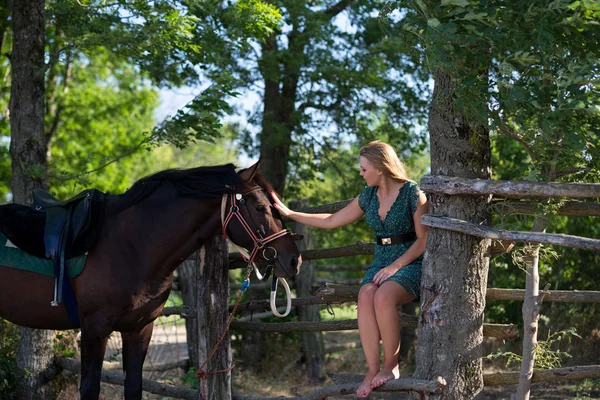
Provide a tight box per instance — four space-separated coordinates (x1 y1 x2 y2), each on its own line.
271 192 293 218
373 264 401 286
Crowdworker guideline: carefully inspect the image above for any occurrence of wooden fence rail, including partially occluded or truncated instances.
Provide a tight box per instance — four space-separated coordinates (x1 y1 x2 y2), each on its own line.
161 286 600 318
58 358 196 400
421 215 600 251
229 242 375 269
230 313 519 340
420 175 600 198
483 365 600 386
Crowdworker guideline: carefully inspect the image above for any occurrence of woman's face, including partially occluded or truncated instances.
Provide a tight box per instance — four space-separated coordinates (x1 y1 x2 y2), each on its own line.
359 156 381 186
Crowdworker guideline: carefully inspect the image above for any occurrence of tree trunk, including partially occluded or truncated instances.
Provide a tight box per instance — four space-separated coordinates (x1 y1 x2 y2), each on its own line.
178 258 199 369
258 24 305 196
291 199 325 384
258 34 288 195
9 0 47 193
196 236 232 400
515 217 547 400
413 70 491 399
10 1 55 399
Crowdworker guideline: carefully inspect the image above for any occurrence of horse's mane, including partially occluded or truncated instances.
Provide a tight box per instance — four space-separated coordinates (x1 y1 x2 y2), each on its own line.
107 163 243 214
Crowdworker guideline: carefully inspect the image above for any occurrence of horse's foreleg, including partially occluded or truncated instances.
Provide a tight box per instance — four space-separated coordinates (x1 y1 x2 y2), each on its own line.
79 329 109 400
121 322 154 400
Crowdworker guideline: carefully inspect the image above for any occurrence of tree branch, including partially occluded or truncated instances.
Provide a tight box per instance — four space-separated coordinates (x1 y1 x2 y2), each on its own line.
323 0 355 19
51 136 150 182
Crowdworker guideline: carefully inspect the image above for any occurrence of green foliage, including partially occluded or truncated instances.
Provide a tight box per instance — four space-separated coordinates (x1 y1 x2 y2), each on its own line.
0 320 18 399
384 0 599 184
573 379 600 399
43 50 160 197
486 328 580 370
0 0 283 201
54 332 79 359
185 0 431 189
149 78 238 150
181 367 199 389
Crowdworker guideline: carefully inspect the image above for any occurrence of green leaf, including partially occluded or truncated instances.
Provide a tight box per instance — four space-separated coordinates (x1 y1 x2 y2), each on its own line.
427 18 441 28
441 0 470 7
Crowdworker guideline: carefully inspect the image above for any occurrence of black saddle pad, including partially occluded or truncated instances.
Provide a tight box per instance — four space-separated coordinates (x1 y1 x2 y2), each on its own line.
0 195 105 259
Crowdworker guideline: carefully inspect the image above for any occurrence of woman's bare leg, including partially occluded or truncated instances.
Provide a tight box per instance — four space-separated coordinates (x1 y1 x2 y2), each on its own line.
371 281 415 388
356 284 380 398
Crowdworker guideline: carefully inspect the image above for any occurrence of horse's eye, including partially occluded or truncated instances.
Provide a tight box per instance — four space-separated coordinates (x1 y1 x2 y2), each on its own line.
256 204 267 212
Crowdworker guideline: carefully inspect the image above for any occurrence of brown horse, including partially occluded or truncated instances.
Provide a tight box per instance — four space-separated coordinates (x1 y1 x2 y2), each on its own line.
0 161 301 400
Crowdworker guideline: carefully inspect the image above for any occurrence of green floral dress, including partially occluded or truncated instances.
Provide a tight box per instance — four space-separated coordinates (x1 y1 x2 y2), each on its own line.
358 182 422 297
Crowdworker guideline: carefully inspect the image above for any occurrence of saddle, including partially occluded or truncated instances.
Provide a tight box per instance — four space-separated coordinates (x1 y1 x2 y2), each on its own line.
0 188 105 325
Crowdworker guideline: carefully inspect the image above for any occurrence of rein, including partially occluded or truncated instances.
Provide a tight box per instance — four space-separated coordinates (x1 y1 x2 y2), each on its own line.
220 192 293 318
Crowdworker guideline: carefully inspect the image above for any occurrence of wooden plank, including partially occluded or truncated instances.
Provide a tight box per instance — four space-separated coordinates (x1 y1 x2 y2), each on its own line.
58 358 197 399
232 376 445 399
420 175 600 198
229 241 375 269
421 215 600 251
484 365 600 386
231 314 519 340
487 288 600 303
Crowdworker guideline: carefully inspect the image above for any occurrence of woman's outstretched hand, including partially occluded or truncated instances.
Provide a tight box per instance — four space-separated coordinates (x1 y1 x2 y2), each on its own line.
271 192 293 217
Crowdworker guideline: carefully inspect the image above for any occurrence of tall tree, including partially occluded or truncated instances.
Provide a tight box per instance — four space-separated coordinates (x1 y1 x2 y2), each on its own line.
184 0 430 195
384 0 599 397
9 1 56 398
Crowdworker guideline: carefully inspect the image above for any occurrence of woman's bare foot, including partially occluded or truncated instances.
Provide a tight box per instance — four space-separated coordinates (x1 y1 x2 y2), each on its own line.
370 364 400 389
356 371 377 398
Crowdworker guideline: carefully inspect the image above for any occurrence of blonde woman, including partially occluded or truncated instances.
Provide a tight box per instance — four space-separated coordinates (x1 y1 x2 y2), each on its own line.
272 140 428 397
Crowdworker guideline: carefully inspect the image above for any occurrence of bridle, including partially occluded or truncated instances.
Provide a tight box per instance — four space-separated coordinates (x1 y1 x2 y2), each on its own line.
221 191 291 270
221 190 294 317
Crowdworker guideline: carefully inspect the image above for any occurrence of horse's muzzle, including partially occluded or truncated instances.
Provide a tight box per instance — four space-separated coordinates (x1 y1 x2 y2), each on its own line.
276 253 302 277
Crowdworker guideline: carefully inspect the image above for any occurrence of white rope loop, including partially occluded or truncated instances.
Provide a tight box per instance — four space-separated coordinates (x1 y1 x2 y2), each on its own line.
270 276 292 317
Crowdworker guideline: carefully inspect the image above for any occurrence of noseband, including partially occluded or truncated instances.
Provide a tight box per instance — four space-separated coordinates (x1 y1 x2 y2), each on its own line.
221 192 293 317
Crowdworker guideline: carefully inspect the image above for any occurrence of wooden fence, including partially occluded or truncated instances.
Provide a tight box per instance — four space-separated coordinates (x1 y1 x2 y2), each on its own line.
60 175 600 399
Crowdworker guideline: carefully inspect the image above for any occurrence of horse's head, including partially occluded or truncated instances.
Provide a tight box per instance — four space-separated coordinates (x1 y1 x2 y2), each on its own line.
221 161 302 279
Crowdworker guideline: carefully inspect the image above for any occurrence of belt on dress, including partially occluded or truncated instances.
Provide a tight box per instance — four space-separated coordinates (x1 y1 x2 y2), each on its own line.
376 232 417 246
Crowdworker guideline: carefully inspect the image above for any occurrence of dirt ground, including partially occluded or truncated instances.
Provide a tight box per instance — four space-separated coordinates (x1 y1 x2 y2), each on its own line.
57 323 599 399
231 331 600 400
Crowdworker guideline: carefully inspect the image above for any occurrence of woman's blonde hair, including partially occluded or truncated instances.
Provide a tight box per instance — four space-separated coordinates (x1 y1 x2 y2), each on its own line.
359 140 413 183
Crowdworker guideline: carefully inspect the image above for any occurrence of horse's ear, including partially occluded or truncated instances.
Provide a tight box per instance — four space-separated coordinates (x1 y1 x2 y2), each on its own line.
239 159 261 182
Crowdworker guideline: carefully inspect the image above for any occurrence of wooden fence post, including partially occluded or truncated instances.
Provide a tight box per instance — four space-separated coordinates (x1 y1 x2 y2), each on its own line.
178 259 199 368
290 199 325 383
196 236 231 400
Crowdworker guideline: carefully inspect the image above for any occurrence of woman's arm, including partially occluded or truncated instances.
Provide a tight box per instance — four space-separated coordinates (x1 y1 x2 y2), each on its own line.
372 191 429 286
272 193 364 230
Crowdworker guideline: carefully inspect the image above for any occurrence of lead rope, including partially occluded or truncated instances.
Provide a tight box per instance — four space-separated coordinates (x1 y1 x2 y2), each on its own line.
194 263 253 399
194 194 293 396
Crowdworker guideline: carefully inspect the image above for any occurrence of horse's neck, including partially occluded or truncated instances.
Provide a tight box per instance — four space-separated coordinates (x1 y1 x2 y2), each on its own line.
105 192 223 279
